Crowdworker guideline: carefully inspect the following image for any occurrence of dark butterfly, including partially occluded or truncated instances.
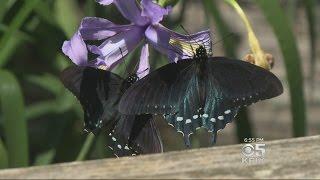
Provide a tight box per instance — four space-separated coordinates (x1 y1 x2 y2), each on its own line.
60 66 163 157
119 46 283 146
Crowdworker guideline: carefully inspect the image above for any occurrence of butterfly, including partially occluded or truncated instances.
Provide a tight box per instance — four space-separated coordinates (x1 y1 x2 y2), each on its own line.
119 45 283 147
60 66 163 157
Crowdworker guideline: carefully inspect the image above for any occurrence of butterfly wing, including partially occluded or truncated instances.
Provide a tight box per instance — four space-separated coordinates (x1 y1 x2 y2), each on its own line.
119 59 197 115
119 57 282 146
207 57 283 105
60 66 124 133
107 115 163 157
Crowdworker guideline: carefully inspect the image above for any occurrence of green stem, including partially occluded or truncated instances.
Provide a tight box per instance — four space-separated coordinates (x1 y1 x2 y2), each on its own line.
76 134 95 161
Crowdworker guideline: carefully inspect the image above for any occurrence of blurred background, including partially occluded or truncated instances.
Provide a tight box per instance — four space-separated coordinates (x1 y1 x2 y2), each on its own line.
0 0 319 169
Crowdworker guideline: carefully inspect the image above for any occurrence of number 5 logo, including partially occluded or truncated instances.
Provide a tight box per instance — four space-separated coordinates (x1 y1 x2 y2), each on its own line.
255 143 266 157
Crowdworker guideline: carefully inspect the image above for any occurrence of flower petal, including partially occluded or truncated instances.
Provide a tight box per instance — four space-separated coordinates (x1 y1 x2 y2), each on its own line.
80 17 131 40
89 25 144 69
146 25 212 62
137 43 150 79
113 0 149 26
145 25 170 58
62 31 88 66
141 0 171 24
96 0 113 5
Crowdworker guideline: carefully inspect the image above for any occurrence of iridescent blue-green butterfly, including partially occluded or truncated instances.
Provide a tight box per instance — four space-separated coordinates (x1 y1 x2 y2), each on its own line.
119 45 283 147
60 67 163 157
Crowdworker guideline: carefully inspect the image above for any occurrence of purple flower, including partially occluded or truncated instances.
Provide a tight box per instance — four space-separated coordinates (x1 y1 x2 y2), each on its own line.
62 0 212 78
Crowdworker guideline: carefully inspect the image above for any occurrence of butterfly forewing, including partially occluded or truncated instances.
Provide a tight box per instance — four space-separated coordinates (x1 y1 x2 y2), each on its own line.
60 66 124 133
119 59 197 115
207 57 283 107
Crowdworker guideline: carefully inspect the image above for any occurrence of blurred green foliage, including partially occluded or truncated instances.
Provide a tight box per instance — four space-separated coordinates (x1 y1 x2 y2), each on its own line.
0 0 317 169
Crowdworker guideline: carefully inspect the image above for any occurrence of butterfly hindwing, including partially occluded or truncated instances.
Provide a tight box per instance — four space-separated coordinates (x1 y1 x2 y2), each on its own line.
60 66 124 133
107 115 163 157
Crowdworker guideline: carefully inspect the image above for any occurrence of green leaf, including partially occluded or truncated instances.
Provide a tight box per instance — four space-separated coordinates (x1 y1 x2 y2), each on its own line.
0 24 34 42
0 0 16 22
54 0 82 37
0 70 29 167
34 1 57 26
33 149 56 166
26 74 64 96
25 100 59 120
26 91 76 120
85 0 96 16
256 0 306 136
0 0 40 67
0 37 21 67
0 139 8 169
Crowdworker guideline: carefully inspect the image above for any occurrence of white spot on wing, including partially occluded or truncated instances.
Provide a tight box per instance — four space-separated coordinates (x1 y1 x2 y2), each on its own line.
210 118 216 122
112 137 117 141
177 117 183 121
224 110 231 114
202 114 209 118
185 119 192 124
117 144 122 149
193 115 199 119
218 116 224 120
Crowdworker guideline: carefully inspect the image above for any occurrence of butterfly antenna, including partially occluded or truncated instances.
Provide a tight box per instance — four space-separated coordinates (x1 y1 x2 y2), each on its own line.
180 25 202 47
212 33 236 47
179 25 197 56
136 68 149 76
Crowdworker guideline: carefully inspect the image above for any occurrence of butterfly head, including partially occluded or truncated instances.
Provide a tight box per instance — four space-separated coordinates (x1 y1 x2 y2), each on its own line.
125 74 139 85
195 46 207 59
